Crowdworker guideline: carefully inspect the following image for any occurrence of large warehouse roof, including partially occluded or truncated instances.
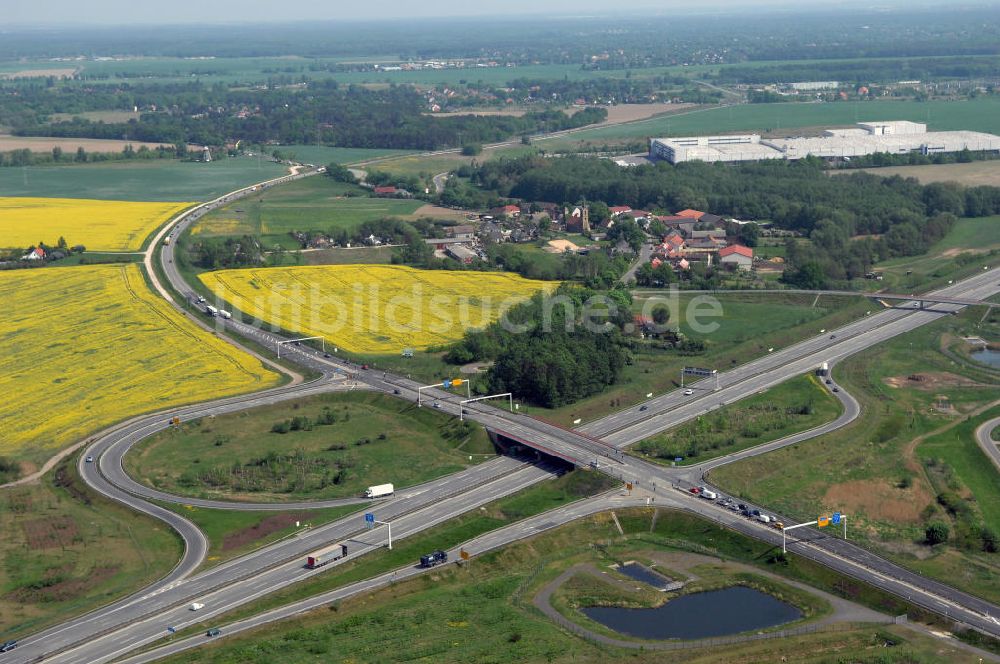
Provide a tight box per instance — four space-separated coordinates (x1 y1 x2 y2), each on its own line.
650 121 1000 164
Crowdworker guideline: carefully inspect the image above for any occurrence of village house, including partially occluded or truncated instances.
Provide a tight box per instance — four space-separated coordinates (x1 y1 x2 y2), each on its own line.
22 247 46 261
719 244 754 270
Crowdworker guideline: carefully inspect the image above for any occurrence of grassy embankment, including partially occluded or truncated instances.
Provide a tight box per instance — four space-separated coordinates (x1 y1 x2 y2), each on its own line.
634 373 842 466
0 456 182 641
711 304 1000 603
156 507 988 664
126 391 496 503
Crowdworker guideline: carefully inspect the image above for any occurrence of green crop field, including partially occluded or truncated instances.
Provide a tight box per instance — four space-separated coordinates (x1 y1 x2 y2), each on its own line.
0 157 288 202
190 176 423 247
272 145 418 165
539 98 1000 145
125 391 496 503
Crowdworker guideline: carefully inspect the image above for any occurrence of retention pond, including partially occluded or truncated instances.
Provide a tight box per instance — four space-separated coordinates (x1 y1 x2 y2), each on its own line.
582 585 802 640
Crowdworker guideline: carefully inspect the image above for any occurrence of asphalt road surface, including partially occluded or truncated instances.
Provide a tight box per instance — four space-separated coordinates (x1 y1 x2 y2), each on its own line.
11 167 999 662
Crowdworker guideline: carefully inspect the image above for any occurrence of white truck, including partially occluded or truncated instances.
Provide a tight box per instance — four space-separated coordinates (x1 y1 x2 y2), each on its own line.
756 514 772 524
218 310 232 320
700 489 717 500
162 236 171 246
189 602 204 611
364 483 394 499
205 305 218 317
306 542 348 569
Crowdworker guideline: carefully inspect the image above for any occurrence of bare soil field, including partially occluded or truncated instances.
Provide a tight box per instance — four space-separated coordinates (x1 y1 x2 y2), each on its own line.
404 203 474 221
822 478 932 524
849 161 1000 186
884 371 992 391
0 68 77 79
0 134 183 153
601 102 695 124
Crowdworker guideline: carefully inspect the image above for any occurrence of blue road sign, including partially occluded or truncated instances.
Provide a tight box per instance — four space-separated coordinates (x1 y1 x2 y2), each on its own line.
832 512 841 525
365 512 375 523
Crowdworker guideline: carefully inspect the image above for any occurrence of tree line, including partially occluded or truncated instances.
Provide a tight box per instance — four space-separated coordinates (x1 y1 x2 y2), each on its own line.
11 83 607 151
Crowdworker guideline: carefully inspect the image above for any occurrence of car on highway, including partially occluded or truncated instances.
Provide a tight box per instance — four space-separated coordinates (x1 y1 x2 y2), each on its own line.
688 487 701 494
85 455 94 463
432 401 441 409
825 379 832 384
393 389 401 395
0 641 16 653
196 296 206 303
683 389 694 396
639 405 648 411
206 628 221 637
323 353 331 358
829 334 836 339
832 387 840 393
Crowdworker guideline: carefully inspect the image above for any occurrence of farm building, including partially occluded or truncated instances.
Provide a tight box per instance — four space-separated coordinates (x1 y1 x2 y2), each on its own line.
719 244 754 270
651 121 1000 164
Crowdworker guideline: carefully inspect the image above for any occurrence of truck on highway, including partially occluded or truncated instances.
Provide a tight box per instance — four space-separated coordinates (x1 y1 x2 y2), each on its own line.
420 550 448 568
699 489 717 500
205 305 218 317
757 514 772 524
364 483 394 499
162 236 171 246
817 361 829 376
218 309 232 320
306 542 348 568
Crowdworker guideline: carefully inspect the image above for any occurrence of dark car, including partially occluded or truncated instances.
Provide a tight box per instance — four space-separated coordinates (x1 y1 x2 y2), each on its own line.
393 388 401 395
206 628 221 637
825 379 832 384
639 405 648 411
323 353 331 358
832 387 840 392
0 641 16 653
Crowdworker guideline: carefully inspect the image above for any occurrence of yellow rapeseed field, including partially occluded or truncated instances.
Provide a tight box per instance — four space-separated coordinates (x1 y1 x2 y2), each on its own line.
200 264 557 354
0 197 193 251
0 264 279 459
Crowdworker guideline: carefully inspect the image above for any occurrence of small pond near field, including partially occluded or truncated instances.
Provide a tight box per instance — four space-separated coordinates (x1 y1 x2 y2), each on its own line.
971 349 1000 368
582 585 802 640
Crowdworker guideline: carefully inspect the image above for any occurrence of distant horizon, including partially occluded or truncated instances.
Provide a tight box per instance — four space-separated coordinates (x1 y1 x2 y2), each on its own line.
8 0 1000 29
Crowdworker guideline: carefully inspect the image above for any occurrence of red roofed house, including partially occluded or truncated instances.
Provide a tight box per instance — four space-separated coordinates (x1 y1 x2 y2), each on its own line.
719 244 754 270
23 247 46 261
374 186 397 195
493 204 521 219
675 209 706 220
609 206 632 217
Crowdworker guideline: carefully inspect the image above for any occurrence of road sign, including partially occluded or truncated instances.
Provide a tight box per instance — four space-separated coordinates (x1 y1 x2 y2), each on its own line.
682 366 716 377
365 512 375 525
832 512 841 525
817 516 830 528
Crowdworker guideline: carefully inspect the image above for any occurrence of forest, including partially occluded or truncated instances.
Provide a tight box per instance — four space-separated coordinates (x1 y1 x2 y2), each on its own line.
446 285 634 408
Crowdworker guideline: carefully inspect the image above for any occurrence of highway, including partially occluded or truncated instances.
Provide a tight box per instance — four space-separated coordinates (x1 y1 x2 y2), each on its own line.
8 162 1000 662
977 416 1000 473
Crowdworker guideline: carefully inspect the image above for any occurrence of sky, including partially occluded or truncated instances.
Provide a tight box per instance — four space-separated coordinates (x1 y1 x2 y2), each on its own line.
8 0 974 26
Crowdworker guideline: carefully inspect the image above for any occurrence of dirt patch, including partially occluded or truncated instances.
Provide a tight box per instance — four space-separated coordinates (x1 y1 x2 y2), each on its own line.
602 103 695 125
941 247 992 258
822 479 932 523
883 371 990 391
403 204 473 222
222 512 314 551
22 516 79 549
546 239 580 253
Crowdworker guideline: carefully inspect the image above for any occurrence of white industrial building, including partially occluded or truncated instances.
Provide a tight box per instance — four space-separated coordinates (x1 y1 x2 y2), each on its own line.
650 121 1000 164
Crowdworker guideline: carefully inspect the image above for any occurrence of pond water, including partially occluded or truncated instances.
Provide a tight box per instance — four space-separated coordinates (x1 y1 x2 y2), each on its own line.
617 562 672 590
971 349 1000 368
582 585 802 640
